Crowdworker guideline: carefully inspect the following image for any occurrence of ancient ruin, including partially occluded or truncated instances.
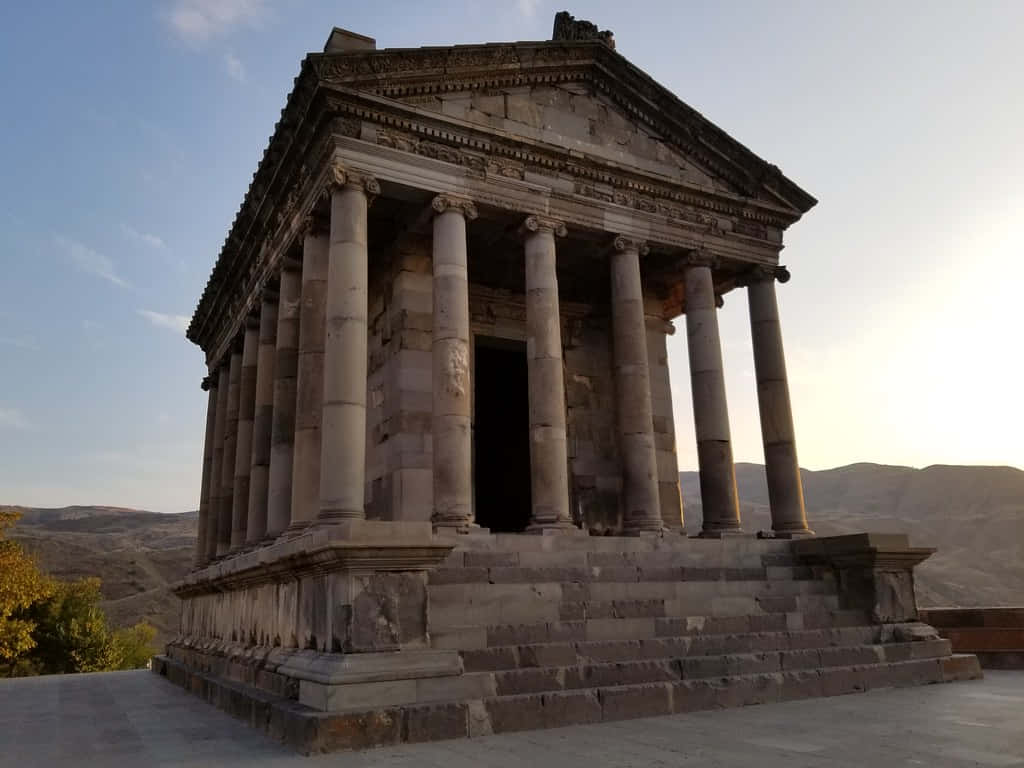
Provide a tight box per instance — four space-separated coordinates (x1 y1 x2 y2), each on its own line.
155 18 981 753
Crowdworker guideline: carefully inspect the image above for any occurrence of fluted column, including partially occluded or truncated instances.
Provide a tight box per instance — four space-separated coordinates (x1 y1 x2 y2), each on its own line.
319 167 379 524
231 319 259 550
522 215 574 532
194 375 218 567
745 266 811 536
217 347 242 556
288 217 329 533
267 261 301 539
206 364 229 561
610 236 664 534
431 194 477 530
246 292 277 544
684 253 741 536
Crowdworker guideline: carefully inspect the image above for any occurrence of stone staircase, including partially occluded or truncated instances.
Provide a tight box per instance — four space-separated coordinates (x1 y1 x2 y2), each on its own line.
418 538 980 736
154 535 981 753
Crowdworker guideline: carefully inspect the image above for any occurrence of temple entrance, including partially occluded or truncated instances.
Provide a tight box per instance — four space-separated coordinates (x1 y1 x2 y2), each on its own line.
473 337 532 532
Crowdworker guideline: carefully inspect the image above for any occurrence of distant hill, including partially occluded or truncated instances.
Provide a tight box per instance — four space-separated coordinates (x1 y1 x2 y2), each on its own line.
5 463 1022 647
681 463 1024 607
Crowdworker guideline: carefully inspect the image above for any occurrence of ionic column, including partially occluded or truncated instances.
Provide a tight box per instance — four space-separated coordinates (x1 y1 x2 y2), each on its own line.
246 292 277 544
744 266 811 536
206 363 229 561
194 375 218 568
645 315 684 531
522 215 574 532
231 319 259 551
288 217 329 533
683 253 741 536
217 347 242 556
610 236 664 534
266 261 301 539
431 194 477 530
319 168 379 524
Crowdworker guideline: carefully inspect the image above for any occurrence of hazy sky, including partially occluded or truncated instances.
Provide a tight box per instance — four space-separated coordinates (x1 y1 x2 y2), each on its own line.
1 1 1021 513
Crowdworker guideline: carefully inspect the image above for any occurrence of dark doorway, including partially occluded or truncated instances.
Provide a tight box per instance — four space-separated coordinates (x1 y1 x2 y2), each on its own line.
473 338 532 532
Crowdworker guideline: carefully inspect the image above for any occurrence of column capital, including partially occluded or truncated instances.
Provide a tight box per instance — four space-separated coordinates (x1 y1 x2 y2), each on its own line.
327 161 380 198
736 264 791 286
201 374 216 391
431 193 478 220
612 235 649 256
299 213 330 238
682 248 719 269
522 214 567 238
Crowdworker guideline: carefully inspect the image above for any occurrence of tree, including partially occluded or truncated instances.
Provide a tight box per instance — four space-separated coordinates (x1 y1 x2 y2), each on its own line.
0 508 53 673
25 577 120 674
111 621 158 670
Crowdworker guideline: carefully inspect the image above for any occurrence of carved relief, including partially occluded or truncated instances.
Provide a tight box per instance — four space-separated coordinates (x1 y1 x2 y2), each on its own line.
445 345 469 398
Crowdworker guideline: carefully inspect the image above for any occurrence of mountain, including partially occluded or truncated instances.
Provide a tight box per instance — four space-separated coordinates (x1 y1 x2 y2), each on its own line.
5 463 1022 648
680 463 1024 607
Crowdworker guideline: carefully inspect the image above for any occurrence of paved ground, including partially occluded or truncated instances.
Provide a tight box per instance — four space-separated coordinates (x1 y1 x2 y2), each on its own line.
0 670 1021 767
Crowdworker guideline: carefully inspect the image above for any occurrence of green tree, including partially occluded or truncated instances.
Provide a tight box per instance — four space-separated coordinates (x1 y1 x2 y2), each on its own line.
0 508 54 674
25 577 120 674
111 621 158 670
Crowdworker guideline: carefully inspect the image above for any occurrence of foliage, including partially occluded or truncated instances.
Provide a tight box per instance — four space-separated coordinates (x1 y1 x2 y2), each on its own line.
0 509 54 669
0 508 158 677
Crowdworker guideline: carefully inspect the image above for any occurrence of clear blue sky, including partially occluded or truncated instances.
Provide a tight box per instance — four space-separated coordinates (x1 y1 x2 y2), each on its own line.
2 1 1021 513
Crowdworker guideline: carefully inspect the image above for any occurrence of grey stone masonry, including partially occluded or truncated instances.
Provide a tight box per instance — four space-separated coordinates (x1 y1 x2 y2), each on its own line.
206 363 230 562
195 377 218 567
289 219 329 533
684 257 741 536
522 215 574 532
745 268 811 537
610 236 663 534
217 349 242 556
645 310 683 532
231 319 259 550
267 262 301 539
319 168 379 524
247 294 278 544
431 195 477 530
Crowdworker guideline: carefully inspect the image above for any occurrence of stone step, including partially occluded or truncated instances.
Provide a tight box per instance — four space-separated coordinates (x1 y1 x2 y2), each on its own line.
153 650 982 753
429 562 823 585
428 589 842 632
460 629 950 672
431 609 870 650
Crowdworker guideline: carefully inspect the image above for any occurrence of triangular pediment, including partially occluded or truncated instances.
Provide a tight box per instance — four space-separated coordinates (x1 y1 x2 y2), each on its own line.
392 83 733 194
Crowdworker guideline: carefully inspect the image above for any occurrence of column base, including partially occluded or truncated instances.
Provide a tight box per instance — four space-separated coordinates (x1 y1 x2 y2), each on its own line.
525 522 587 536
692 528 750 539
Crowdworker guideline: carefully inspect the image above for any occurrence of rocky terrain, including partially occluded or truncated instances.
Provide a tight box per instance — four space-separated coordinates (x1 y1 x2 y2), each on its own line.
6 463 1022 648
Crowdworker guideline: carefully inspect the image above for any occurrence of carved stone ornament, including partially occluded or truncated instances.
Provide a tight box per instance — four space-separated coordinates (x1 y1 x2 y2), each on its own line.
735 264 791 286
551 11 615 49
523 214 567 238
612 235 650 256
431 194 479 221
682 249 719 269
328 161 381 198
445 345 469 398
299 214 330 238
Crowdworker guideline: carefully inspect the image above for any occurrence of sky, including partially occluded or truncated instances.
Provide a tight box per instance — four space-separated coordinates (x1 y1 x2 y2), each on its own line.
1 1 1021 513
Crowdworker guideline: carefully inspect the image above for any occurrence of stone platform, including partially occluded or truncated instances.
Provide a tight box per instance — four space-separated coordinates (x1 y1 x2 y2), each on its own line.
159 532 981 754
2 669 1020 767
922 608 1024 669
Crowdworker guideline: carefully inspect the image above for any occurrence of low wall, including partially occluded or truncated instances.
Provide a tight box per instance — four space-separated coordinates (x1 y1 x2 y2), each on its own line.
920 608 1024 669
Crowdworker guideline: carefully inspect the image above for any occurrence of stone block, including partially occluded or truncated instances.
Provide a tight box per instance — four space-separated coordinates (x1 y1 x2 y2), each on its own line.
428 568 489 585
729 652 781 675
819 646 883 668
941 654 983 681
714 673 782 708
683 655 730 679
416 672 496 702
779 669 824 701
517 643 579 668
495 667 562 696
600 682 673 721
567 659 679 689
403 702 468 744
584 618 656 642
299 678 416 712
671 678 721 713
314 708 402 753
819 666 866 697
462 647 519 672
463 551 519 568
781 649 821 671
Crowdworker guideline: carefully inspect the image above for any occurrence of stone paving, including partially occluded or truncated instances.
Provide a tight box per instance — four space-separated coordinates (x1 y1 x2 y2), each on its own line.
0 669 1021 766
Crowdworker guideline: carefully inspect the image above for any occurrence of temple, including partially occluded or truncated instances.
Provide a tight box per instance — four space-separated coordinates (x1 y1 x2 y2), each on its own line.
154 20 980 753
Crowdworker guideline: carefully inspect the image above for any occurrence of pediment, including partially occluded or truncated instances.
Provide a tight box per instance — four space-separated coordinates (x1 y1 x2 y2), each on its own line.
393 83 732 194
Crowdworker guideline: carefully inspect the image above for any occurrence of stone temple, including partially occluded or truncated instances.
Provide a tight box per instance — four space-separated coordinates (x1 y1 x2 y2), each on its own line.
155 16 981 753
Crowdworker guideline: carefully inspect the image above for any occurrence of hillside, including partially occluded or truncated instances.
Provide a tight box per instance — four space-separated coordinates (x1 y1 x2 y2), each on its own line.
5 463 1022 647
680 463 1024 607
